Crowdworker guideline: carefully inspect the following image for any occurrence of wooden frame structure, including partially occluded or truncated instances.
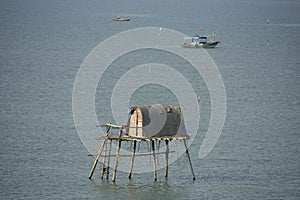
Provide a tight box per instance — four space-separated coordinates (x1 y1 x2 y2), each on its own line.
88 123 195 182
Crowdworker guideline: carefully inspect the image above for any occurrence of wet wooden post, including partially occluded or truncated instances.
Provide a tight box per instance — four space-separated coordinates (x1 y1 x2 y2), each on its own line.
112 129 123 182
88 126 111 179
106 140 112 179
128 140 137 179
100 142 107 179
165 140 169 178
183 139 196 180
152 140 157 181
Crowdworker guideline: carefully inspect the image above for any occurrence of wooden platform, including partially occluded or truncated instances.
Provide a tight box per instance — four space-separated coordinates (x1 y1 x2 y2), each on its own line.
99 135 191 141
88 123 195 182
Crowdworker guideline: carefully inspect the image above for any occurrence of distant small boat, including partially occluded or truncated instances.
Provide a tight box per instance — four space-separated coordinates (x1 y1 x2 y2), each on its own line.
113 17 131 21
183 35 220 48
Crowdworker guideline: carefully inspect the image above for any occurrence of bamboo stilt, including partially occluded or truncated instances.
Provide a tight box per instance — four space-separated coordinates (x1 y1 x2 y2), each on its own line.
112 129 123 182
128 141 137 179
183 139 196 180
165 140 169 178
100 142 107 179
106 140 112 179
88 126 111 179
152 140 157 181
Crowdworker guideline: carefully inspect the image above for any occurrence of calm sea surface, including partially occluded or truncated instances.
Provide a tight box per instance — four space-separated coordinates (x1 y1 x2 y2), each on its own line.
1 0 299 199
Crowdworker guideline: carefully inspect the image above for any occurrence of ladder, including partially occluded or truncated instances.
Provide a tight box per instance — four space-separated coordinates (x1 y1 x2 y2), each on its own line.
100 139 112 179
88 125 111 179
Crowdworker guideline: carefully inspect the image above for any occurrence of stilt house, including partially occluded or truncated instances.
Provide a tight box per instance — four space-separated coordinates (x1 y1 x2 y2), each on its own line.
126 105 187 138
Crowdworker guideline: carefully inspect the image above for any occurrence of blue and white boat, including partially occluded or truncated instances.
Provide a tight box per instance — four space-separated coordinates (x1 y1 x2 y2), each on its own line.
183 34 220 48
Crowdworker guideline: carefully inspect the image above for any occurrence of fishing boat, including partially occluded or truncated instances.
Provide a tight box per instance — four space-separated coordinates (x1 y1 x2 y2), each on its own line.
183 34 220 48
112 16 131 21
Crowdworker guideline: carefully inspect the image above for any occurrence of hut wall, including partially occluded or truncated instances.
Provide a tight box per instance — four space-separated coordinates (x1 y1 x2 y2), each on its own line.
127 105 187 138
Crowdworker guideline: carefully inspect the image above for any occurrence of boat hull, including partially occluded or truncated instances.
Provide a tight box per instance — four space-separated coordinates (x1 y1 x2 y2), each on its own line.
112 18 131 21
202 41 220 48
183 41 220 48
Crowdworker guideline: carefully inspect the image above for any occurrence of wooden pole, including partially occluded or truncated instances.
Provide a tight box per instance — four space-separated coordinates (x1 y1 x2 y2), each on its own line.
152 140 157 181
165 140 169 178
100 142 107 179
88 126 111 179
88 142 105 179
106 140 112 180
128 140 137 179
112 129 123 182
183 139 196 180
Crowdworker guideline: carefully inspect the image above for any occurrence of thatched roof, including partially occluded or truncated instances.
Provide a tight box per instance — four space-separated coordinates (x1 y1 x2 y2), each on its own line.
127 105 187 138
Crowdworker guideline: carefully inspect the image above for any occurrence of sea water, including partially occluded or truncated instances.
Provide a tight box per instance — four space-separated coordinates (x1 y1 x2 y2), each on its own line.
0 0 299 199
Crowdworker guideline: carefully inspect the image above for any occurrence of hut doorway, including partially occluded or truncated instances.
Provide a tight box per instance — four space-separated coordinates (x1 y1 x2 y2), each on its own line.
128 108 143 137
